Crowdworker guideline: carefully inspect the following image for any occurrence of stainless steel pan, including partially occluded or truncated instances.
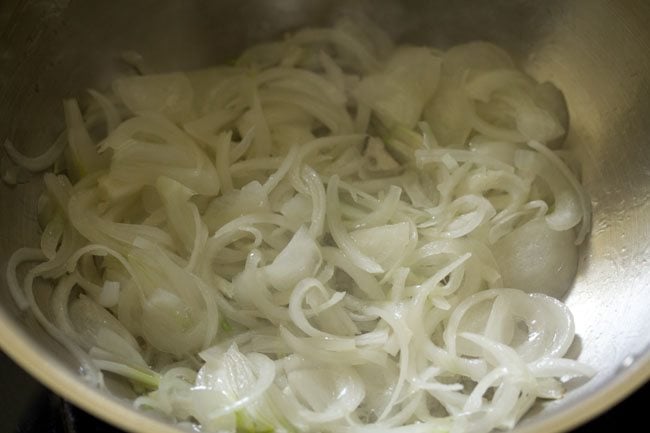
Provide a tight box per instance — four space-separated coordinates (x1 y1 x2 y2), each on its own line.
1 1 648 432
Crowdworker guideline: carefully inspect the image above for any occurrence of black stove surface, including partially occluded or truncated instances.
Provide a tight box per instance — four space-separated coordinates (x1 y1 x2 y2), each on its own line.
1 351 645 433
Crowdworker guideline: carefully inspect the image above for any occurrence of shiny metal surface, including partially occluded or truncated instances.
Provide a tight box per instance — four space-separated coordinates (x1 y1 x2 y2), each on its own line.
1 1 649 432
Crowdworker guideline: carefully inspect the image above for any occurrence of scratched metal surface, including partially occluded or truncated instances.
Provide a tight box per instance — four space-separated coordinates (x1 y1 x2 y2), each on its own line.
0 1 649 433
